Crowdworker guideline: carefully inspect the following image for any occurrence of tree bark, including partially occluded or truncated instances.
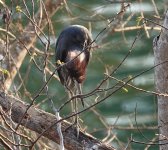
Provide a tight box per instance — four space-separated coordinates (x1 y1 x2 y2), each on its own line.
154 11 168 150
0 92 115 150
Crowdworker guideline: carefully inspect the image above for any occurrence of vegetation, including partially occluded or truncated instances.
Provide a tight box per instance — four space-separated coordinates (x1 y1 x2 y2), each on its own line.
0 0 167 149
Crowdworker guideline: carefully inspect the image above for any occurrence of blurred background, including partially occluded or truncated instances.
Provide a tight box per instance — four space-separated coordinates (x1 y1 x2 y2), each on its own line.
2 0 167 149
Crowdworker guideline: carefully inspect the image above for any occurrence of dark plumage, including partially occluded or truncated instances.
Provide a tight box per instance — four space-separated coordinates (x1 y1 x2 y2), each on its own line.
55 25 92 106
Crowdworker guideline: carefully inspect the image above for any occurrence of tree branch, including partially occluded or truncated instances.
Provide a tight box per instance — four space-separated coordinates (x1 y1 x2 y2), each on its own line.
0 91 115 150
0 0 64 90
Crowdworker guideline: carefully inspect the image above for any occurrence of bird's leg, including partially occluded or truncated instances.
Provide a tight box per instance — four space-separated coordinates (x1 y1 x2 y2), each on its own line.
64 78 76 125
66 88 75 123
74 81 86 138
66 85 80 138
76 83 84 107
63 89 74 132
74 93 80 138
64 79 81 138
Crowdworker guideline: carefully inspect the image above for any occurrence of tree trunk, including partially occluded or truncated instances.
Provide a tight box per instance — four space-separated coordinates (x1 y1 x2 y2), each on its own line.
154 11 168 150
0 91 115 150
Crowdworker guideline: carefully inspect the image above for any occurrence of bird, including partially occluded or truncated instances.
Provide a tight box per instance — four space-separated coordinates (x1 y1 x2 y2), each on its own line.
55 25 92 137
55 25 92 107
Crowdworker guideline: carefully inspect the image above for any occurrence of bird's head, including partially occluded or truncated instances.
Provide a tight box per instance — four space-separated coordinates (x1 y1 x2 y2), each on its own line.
61 25 92 51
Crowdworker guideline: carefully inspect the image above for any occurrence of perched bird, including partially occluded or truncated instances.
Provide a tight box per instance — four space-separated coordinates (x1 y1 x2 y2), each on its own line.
55 25 92 107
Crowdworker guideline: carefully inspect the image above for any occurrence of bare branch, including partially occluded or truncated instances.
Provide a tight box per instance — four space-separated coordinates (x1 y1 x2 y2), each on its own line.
0 0 64 90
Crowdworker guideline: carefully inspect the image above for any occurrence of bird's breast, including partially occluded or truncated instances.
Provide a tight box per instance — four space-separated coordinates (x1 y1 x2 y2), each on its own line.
68 50 85 63
66 50 89 83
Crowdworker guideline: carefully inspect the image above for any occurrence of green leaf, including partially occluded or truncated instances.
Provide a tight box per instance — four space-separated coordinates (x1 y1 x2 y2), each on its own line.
136 16 143 26
122 87 128 93
0 68 9 76
16 6 22 13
